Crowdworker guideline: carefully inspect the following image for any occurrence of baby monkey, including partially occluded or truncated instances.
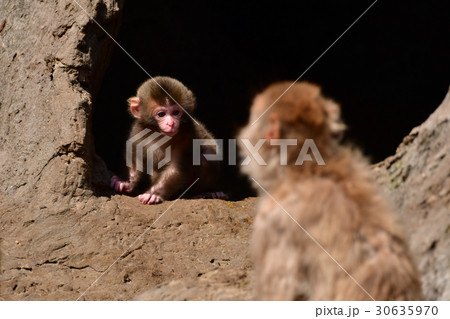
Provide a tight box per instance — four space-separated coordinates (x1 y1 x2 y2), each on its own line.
111 76 224 204
239 82 422 300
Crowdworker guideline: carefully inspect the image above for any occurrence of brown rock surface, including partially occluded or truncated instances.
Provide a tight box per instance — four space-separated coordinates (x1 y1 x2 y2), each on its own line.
373 89 450 300
1 194 254 300
0 0 448 301
0 0 120 206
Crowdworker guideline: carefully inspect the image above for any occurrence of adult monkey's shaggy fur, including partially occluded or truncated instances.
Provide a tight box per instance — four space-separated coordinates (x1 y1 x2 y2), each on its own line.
239 82 422 300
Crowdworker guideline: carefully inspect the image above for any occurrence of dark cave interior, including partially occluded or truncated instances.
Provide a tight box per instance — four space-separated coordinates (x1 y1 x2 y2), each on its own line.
93 0 450 199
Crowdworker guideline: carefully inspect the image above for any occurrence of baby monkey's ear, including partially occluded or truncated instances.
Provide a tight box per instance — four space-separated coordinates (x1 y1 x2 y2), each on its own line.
127 97 141 119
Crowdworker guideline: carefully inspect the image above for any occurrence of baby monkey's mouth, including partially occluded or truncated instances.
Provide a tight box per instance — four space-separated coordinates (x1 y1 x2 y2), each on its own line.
163 128 177 136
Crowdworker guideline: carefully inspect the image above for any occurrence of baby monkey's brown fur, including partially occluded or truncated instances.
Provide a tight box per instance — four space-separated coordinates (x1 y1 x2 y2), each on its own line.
239 82 422 300
111 76 223 204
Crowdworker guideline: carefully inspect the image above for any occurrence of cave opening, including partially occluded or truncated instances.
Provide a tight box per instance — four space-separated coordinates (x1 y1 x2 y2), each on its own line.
93 0 450 199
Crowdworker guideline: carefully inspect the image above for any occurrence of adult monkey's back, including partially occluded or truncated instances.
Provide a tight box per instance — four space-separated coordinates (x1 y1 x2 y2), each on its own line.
239 81 422 300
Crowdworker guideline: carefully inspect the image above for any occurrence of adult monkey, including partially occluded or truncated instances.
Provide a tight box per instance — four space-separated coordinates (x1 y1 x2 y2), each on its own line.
239 81 422 300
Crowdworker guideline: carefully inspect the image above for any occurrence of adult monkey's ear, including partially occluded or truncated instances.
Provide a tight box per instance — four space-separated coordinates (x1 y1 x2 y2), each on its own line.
266 113 281 141
323 98 346 140
128 97 141 119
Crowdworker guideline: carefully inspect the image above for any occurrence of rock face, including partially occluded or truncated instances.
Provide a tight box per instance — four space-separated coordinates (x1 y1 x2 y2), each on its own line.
0 0 448 301
373 90 450 301
0 0 120 206
1 194 255 300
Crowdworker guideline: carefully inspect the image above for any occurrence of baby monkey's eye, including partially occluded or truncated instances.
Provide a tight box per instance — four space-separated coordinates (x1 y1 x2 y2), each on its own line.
157 112 166 117
172 110 180 116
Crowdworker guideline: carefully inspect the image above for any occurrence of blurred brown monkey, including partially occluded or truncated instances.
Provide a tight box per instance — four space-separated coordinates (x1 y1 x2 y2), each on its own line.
239 81 422 300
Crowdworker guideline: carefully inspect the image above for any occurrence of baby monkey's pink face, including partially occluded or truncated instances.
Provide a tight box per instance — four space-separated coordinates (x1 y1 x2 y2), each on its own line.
153 104 183 136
